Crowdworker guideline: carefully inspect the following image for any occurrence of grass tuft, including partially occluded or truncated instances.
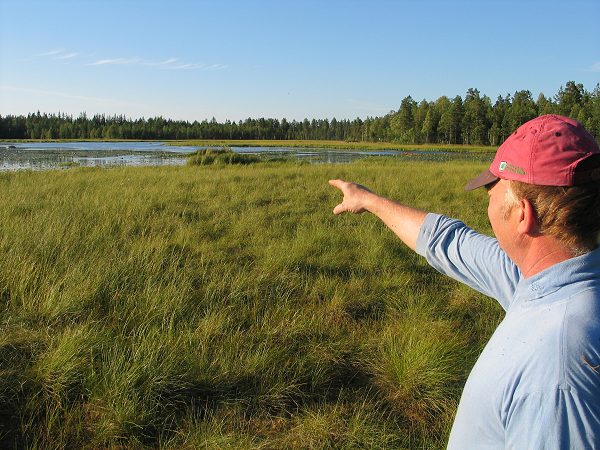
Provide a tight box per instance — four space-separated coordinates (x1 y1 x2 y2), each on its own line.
186 147 261 166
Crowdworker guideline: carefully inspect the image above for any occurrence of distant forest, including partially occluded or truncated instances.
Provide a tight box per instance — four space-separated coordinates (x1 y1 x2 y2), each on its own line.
1 81 599 145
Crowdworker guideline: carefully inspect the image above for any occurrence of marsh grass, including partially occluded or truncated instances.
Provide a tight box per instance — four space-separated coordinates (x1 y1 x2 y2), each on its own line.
186 147 262 166
0 158 503 448
170 139 496 153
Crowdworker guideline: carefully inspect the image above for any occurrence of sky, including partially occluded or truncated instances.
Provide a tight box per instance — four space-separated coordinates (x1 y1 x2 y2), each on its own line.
1 0 599 122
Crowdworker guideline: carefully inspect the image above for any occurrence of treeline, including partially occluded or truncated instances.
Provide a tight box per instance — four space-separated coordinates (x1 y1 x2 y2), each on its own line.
1 81 599 145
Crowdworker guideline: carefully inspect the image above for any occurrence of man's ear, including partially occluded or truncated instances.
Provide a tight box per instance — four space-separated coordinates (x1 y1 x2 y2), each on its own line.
516 198 538 236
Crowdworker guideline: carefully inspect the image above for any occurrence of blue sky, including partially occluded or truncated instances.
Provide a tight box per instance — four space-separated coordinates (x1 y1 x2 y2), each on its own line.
1 0 599 122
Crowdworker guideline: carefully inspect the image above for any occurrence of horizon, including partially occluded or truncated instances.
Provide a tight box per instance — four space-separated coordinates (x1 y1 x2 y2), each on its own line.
1 0 599 122
2 80 597 124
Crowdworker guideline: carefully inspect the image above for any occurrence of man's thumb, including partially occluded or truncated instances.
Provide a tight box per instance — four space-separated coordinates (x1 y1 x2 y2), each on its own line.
332 203 346 215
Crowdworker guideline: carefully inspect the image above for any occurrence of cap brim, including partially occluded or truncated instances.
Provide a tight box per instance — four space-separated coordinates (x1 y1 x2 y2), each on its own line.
464 169 498 191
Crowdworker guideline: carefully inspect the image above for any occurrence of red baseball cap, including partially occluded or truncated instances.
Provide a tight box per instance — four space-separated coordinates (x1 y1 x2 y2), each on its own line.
465 114 600 190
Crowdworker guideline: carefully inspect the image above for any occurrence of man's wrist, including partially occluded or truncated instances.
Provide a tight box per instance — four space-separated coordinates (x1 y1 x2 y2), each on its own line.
363 191 386 215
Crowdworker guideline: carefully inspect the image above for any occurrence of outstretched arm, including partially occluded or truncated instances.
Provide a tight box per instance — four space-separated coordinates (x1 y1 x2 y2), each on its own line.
328 179 427 252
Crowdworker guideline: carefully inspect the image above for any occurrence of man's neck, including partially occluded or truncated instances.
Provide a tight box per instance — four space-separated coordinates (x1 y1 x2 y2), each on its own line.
517 236 579 278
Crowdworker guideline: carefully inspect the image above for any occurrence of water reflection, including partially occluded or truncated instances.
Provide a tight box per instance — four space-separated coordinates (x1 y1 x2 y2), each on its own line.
0 142 194 171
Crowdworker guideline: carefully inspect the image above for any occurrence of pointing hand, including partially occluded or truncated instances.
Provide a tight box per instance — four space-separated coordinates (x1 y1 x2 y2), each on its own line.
328 179 374 215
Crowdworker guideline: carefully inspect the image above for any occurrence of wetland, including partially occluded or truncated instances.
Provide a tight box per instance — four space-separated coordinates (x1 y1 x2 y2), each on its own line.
0 141 494 170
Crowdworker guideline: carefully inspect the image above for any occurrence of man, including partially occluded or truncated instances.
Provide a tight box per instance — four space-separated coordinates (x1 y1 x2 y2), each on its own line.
329 114 600 449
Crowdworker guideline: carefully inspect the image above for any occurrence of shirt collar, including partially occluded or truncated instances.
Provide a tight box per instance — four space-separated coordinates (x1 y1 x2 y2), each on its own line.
514 246 600 302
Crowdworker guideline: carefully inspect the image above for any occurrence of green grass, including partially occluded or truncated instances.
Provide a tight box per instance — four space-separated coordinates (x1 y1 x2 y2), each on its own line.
0 158 503 448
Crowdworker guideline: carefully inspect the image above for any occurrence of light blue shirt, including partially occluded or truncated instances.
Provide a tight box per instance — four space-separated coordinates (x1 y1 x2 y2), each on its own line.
416 213 600 450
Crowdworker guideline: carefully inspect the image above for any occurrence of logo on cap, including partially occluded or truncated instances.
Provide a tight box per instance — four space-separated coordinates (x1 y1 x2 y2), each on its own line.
499 161 525 175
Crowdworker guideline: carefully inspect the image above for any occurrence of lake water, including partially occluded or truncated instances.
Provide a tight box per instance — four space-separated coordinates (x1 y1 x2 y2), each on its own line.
0 142 491 171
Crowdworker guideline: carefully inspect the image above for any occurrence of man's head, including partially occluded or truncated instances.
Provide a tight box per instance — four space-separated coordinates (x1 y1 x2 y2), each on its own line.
466 114 600 190
467 115 600 255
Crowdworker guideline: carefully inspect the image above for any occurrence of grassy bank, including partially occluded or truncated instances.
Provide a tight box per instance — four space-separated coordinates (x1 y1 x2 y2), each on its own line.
0 159 503 448
169 139 496 153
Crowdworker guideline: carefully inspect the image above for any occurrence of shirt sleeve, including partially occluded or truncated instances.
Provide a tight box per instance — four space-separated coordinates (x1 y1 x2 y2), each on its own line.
504 389 600 450
415 213 520 311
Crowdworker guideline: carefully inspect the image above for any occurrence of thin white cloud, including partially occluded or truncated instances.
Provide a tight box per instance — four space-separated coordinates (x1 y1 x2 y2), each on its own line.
165 63 197 70
150 58 179 66
206 64 227 71
589 62 600 72
57 52 79 60
165 63 218 70
88 54 224 71
37 49 65 57
88 57 141 66
0 85 142 108
35 49 225 71
37 49 80 61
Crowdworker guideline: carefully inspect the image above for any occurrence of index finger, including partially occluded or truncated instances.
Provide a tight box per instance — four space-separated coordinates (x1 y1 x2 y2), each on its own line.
328 179 345 189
